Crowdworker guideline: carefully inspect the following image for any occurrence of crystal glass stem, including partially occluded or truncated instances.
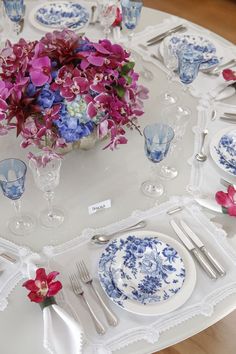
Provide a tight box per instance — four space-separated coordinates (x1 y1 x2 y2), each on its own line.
12 199 24 225
44 191 55 219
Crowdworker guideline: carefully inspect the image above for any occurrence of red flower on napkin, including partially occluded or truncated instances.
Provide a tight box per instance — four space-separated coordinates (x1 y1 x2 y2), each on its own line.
112 7 122 27
22 268 62 303
222 68 236 81
215 185 236 216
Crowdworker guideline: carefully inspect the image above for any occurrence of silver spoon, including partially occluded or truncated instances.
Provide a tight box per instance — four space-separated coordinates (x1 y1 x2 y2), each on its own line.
195 129 208 162
91 220 147 245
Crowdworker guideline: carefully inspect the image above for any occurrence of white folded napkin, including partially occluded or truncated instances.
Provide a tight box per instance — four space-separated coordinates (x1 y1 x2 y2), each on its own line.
43 303 83 354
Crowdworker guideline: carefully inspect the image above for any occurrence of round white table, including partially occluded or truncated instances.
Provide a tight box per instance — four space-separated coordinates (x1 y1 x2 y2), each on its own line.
0 2 236 354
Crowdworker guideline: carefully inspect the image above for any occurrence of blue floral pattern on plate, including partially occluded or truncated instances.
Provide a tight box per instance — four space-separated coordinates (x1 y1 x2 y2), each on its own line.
161 34 222 70
110 236 185 304
35 2 89 30
210 127 236 176
99 233 185 306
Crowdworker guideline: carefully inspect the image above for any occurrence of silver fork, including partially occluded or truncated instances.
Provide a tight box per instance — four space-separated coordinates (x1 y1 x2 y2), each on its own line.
77 261 118 327
69 273 106 335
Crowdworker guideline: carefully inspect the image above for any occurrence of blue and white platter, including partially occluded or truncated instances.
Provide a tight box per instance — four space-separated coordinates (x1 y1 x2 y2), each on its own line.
159 33 223 70
98 230 197 316
29 1 90 32
210 127 236 177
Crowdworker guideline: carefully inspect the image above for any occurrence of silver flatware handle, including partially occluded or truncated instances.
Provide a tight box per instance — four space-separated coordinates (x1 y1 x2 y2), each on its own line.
147 24 185 45
92 284 118 326
220 116 236 123
211 59 236 74
81 294 106 335
201 247 226 277
192 249 218 279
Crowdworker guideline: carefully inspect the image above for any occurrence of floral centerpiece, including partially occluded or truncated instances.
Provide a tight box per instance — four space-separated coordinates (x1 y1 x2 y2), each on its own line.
0 29 148 156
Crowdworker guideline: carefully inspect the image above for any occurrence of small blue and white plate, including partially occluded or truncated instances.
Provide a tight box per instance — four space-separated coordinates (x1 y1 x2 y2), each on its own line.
159 33 223 70
110 235 185 305
210 127 236 176
98 231 197 316
29 1 90 32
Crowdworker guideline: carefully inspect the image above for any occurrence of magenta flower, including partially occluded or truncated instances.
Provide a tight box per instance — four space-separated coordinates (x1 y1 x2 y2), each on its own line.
29 56 52 86
215 185 236 216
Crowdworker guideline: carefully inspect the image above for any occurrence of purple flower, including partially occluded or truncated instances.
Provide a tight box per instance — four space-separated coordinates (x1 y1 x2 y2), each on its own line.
29 56 52 86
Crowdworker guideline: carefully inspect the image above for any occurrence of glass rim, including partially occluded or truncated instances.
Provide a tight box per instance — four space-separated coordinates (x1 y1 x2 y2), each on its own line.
143 123 175 144
0 158 27 182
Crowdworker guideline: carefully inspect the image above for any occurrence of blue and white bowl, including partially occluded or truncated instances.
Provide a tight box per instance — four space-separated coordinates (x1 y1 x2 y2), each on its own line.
210 127 236 176
98 230 196 316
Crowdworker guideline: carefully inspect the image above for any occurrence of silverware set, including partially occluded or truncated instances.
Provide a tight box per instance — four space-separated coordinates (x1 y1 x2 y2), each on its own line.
170 219 226 279
146 24 187 46
69 261 118 335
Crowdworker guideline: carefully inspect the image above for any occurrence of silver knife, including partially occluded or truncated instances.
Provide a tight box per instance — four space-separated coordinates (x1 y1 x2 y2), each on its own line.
170 220 218 279
220 116 236 123
147 24 186 46
223 112 236 117
180 220 226 277
0 253 17 263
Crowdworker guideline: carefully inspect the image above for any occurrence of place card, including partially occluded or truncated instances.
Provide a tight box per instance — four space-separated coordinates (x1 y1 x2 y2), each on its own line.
88 199 112 215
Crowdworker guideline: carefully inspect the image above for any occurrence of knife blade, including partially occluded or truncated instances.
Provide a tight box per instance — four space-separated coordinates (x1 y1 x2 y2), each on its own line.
170 220 218 279
180 220 226 277
223 112 236 117
146 24 186 46
220 116 236 123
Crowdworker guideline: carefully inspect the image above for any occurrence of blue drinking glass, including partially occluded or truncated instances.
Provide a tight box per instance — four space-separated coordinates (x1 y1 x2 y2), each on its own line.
121 0 143 45
141 123 174 198
177 45 203 85
0 158 35 235
3 0 25 36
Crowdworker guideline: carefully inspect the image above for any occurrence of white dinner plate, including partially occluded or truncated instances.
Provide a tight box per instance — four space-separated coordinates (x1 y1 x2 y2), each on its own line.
159 33 223 70
98 230 197 316
29 1 91 32
210 127 236 177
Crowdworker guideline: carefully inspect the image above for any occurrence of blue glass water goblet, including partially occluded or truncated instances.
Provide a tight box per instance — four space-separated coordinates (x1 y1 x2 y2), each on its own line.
3 0 25 36
0 158 35 236
121 0 143 46
29 152 64 228
141 123 175 198
177 45 203 87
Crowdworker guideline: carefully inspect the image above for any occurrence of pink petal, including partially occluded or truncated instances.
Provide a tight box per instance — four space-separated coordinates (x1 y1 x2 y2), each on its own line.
47 271 60 283
31 56 50 69
47 281 62 296
87 55 105 66
87 102 97 118
227 185 236 202
30 70 49 86
0 97 8 111
22 280 39 292
228 206 236 216
28 292 44 303
215 191 233 208
93 43 111 54
35 268 47 282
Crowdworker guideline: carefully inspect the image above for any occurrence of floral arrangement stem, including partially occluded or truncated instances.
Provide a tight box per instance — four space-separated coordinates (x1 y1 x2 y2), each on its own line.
39 296 57 310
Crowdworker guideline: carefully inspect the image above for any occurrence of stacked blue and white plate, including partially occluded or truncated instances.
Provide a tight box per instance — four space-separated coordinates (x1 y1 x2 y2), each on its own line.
210 127 236 177
98 231 197 316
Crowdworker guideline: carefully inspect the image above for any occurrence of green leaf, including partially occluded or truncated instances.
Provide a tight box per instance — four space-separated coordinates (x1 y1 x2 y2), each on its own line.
115 85 125 98
121 62 135 76
124 75 132 85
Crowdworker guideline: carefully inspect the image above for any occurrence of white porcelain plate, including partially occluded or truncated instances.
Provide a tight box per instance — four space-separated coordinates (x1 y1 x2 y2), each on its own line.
29 1 90 32
98 230 197 316
159 33 223 70
210 127 236 177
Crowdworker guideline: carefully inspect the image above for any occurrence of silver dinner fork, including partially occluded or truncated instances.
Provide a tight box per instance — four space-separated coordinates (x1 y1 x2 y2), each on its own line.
69 273 106 335
77 261 118 327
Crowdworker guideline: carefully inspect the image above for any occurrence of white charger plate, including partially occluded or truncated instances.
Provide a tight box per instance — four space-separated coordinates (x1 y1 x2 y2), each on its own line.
210 127 236 177
28 1 91 32
98 230 197 316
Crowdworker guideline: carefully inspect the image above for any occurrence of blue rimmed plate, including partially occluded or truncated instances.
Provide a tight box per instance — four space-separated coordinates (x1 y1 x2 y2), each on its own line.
98 230 197 316
110 235 185 305
210 127 236 177
29 1 90 32
159 33 223 70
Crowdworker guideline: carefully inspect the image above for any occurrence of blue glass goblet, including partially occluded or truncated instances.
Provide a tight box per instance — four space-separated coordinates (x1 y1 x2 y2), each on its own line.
0 158 35 236
177 45 203 86
121 0 143 46
141 123 174 198
3 0 25 36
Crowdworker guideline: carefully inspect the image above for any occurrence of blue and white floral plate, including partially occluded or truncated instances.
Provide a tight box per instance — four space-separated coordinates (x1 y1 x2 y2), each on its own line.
159 33 223 70
210 127 236 177
98 231 197 316
110 236 185 304
29 1 90 32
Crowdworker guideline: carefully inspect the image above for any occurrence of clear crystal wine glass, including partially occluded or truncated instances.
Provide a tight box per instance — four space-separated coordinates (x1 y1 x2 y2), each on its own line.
99 0 117 38
0 158 35 236
158 105 191 179
141 123 174 198
3 0 25 37
29 152 64 228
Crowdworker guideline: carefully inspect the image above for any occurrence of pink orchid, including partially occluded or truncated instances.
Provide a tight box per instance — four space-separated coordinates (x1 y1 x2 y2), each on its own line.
222 69 236 81
215 185 236 216
22 268 62 303
29 56 52 86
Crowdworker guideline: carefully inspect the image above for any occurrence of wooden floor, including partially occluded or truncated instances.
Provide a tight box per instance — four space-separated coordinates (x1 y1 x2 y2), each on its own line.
142 1 236 353
143 0 236 43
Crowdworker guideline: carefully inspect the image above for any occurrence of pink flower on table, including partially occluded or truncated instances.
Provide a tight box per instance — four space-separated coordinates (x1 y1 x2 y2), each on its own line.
29 56 52 86
0 81 12 120
215 185 236 216
222 69 236 81
22 268 62 303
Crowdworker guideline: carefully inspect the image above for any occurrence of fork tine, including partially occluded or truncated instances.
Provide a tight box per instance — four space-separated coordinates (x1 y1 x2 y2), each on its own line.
81 260 90 278
76 262 84 279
